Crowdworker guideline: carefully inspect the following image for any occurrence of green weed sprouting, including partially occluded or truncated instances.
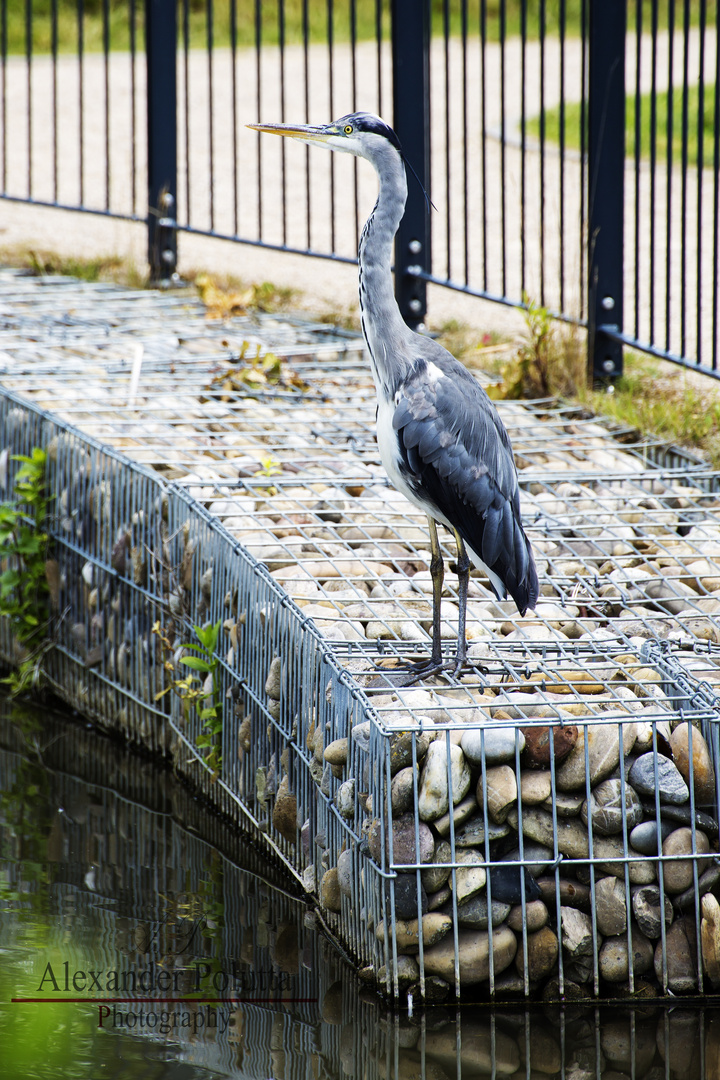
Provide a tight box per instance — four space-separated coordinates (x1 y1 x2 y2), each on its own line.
153 619 224 780
0 449 52 694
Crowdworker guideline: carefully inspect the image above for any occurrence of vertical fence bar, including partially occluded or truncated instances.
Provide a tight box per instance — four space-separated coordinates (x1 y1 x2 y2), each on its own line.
146 0 178 281
391 0 430 329
587 0 625 381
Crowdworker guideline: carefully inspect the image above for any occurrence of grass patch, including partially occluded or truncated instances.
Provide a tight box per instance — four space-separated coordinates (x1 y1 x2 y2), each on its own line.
484 296 720 468
1 247 148 286
530 83 717 169
7 1 710 57
586 355 720 468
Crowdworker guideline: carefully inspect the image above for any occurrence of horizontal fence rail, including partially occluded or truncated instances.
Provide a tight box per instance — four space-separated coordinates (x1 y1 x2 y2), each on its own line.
0 2 718 375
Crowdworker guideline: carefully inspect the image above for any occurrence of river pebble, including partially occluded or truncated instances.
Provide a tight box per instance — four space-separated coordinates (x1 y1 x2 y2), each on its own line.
628 753 690 804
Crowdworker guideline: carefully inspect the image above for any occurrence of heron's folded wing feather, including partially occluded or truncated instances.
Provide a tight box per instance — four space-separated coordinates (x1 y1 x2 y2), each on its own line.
392 360 538 613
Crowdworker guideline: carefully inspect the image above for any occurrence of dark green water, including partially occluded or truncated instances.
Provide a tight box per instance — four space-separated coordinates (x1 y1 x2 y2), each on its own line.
0 696 715 1079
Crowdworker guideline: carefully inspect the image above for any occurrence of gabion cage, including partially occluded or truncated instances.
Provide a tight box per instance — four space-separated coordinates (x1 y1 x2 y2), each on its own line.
3 271 720 1001
6 703 720 1078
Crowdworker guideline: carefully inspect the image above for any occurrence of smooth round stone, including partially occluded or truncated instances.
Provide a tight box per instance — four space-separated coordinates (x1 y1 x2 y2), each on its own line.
421 840 453 893
323 737 348 766
498 842 554 877
454 814 510 847
335 779 356 819
632 884 673 939
381 955 420 987
461 725 525 766
351 722 371 751
547 792 584 818
556 723 637 793
337 848 353 898
368 813 435 868
388 876 428 920
488 864 542 905
452 850 487 903
521 724 578 766
630 819 675 855
508 807 655 885
515 926 559 982
655 918 698 992
538 878 591 912
662 827 711 893
451 893 511 930
375 913 452 952
321 867 342 912
272 776 298 842
434 793 479 837
650 802 719 836
391 767 416 816
507 899 549 933
669 722 716 805
265 655 282 698
422 926 517 985
581 779 643 836
520 770 553 805
701 893 720 986
599 928 654 982
476 764 517 824
426 885 452 911
418 741 471 822
389 731 431 775
675 864 720 911
594 876 627 936
628 753 689 805
312 725 325 764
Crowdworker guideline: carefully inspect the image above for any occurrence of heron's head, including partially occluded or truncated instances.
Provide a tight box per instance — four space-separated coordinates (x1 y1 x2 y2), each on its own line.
248 112 403 164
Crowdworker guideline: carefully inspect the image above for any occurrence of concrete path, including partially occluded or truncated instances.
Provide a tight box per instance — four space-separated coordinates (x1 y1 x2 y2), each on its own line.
0 28 716 357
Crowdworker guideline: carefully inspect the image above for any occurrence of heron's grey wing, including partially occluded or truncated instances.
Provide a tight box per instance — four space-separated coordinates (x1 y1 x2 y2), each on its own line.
392 358 539 614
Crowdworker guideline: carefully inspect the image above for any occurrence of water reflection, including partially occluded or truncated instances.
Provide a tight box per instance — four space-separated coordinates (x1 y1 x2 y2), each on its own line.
0 697 717 1079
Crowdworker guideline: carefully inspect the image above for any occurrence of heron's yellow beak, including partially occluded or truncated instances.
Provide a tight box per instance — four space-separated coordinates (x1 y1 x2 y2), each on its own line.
247 122 338 148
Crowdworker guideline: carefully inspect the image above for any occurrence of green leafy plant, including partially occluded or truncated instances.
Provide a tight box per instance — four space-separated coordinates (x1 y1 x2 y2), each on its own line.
0 449 53 694
487 292 585 400
153 619 224 780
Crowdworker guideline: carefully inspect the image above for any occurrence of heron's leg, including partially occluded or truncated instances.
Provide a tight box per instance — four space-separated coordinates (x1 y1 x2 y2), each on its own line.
452 530 470 675
427 516 444 666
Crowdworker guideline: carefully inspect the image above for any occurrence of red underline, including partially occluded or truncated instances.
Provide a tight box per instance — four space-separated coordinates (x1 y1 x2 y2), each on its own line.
11 997 318 1004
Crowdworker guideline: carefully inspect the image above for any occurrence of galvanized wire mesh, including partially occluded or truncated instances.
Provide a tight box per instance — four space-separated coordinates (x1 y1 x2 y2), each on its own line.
2 271 720 1001
5 702 720 1075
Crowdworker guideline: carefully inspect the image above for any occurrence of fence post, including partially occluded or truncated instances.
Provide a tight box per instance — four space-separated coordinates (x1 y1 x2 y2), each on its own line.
587 0 625 381
391 0 431 330
146 0 178 283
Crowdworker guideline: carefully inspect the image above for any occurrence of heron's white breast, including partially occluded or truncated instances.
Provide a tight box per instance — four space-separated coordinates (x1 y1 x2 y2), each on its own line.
375 389 507 602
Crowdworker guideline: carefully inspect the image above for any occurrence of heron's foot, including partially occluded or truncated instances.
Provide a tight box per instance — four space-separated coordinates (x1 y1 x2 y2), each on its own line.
372 653 467 687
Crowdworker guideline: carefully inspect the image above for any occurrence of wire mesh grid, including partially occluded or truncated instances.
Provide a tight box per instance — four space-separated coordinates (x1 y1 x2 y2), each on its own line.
2 271 720 1001
5 707 720 1078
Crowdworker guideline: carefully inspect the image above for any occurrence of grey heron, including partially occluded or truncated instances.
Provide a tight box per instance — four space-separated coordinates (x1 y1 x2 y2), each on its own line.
249 112 539 677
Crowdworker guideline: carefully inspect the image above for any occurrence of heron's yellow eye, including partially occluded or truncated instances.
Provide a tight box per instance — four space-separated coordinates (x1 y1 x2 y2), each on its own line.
344 125 353 134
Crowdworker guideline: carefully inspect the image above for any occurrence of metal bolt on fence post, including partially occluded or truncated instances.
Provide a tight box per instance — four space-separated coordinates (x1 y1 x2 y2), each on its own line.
391 0 431 331
587 0 626 383
146 0 178 285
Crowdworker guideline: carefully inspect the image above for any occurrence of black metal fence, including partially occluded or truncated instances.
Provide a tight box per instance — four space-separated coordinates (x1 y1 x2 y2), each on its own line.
1 1 717 379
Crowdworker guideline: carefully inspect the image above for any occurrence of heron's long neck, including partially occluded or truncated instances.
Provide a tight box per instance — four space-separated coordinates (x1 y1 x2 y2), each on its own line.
358 147 415 398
